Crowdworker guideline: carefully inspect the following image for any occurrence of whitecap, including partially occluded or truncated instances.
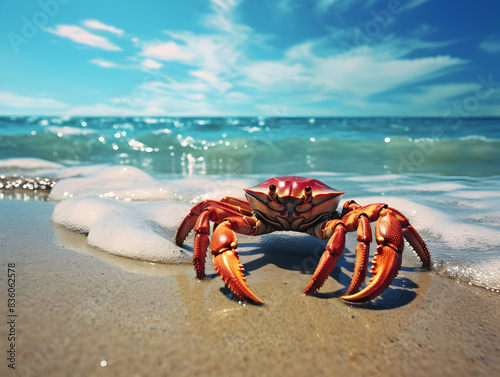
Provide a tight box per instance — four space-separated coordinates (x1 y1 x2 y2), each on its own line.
46 126 96 136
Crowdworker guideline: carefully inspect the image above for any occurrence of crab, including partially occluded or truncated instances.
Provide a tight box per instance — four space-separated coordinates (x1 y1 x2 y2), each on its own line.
175 176 430 304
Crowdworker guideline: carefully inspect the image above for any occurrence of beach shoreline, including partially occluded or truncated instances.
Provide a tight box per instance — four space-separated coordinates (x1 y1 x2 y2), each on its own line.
0 199 499 377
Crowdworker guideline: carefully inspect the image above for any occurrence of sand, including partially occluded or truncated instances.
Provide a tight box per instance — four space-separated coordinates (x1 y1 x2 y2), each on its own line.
0 199 499 377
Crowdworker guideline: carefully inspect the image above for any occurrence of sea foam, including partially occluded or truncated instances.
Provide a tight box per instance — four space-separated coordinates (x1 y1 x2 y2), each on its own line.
50 165 253 263
53 196 192 263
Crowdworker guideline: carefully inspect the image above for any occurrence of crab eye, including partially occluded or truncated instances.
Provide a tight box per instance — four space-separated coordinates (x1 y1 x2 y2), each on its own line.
305 186 312 194
269 184 276 193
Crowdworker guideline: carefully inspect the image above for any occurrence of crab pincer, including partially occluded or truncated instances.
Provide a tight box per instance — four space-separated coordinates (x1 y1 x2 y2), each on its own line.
210 220 264 304
342 209 404 302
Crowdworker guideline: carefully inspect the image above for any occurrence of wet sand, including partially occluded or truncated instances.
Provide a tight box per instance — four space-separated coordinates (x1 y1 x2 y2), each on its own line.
0 199 499 376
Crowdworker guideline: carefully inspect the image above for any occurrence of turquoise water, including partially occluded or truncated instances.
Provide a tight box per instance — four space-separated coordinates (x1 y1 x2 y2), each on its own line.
1 116 499 292
1 116 499 176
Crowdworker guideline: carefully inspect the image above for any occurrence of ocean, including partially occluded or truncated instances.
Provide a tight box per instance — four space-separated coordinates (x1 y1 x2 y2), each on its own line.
1 116 499 292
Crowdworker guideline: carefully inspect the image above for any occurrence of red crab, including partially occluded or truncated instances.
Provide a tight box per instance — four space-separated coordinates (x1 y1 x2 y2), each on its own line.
175 176 430 304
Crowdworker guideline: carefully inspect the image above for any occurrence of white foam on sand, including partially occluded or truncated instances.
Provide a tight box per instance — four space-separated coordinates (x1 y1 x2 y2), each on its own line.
53 196 192 263
50 165 255 264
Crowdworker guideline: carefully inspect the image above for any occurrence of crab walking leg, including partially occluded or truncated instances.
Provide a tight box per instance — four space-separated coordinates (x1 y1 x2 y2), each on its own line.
303 220 346 294
342 202 431 269
388 207 431 269
219 197 254 214
175 200 253 246
210 218 265 304
175 212 198 247
176 203 261 280
192 210 211 279
344 215 371 295
343 209 404 302
211 199 253 232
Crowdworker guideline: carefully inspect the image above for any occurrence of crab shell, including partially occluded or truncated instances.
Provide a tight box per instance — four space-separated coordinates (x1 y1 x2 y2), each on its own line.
244 176 344 231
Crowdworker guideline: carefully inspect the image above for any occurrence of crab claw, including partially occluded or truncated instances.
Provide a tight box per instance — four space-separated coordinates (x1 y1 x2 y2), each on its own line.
211 220 264 304
342 209 404 302
342 245 402 302
212 249 264 304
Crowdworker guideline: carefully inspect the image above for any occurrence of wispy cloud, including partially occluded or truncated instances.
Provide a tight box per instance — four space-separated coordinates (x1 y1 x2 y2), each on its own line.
46 25 122 51
190 70 218 84
189 70 232 93
141 59 163 70
141 41 195 63
479 35 500 53
237 36 466 105
82 19 125 36
405 0 430 10
90 58 120 68
0 92 68 109
316 0 339 13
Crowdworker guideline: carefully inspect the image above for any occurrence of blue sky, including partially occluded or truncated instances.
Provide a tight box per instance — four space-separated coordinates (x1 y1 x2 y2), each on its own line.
1 0 499 117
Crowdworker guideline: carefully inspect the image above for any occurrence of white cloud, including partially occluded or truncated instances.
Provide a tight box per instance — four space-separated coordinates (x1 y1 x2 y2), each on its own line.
141 41 195 63
479 35 500 53
316 0 338 13
189 70 233 93
236 35 466 103
90 58 119 68
225 91 250 103
82 19 124 36
143 79 212 95
210 0 239 12
206 0 248 34
241 62 306 86
190 70 218 83
405 0 430 10
312 54 465 97
0 92 69 109
46 25 122 51
142 59 163 70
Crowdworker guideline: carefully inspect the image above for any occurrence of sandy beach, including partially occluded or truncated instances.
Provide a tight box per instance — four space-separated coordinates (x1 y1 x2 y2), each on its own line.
1 199 499 377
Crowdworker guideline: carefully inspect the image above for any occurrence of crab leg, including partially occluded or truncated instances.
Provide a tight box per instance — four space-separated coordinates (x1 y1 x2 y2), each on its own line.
343 202 430 269
342 208 404 302
344 215 371 295
303 220 346 294
176 203 259 280
210 218 265 304
219 196 254 214
388 207 431 269
175 200 251 246
192 210 211 279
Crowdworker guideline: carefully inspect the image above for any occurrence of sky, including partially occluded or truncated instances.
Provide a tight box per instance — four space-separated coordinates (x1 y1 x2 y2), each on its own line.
0 0 499 117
